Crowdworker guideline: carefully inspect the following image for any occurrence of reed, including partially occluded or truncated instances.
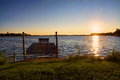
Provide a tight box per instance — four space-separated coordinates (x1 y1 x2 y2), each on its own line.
0 51 9 65
105 50 120 62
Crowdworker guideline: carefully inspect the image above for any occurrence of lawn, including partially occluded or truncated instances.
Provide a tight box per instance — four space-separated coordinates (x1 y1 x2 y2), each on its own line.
0 57 120 80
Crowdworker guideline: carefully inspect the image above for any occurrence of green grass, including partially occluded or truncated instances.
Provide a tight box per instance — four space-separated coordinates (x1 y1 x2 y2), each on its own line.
0 57 120 80
0 50 120 80
0 51 9 65
105 50 120 62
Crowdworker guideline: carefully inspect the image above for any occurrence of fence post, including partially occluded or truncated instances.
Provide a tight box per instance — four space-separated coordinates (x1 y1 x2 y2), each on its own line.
14 53 16 62
22 32 26 60
55 32 58 58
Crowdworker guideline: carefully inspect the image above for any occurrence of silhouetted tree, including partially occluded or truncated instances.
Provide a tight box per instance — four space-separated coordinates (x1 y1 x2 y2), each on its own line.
114 28 120 36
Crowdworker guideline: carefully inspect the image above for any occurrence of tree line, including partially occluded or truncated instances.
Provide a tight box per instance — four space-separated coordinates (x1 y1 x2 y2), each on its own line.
91 28 120 36
0 32 30 36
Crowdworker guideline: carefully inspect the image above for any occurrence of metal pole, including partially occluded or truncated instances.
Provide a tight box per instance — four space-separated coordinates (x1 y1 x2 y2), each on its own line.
55 32 58 57
22 32 25 60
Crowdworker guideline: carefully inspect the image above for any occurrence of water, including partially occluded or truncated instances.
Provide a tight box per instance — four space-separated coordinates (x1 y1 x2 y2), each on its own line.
0 36 120 58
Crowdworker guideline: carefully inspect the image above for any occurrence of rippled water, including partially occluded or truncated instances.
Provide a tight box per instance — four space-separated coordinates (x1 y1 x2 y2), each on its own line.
0 36 120 57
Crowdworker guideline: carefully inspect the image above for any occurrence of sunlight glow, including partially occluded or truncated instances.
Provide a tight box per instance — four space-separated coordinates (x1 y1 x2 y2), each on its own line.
92 24 102 33
91 36 99 56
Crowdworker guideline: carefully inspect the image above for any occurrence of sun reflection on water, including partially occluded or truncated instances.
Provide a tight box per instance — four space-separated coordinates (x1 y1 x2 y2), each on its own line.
91 36 99 56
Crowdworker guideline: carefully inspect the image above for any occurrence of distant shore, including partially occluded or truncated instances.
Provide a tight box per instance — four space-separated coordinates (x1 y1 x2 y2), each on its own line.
91 28 120 37
0 32 30 36
0 28 120 37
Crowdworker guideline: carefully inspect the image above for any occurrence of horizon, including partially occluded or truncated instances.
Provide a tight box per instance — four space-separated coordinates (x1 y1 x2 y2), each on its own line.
0 0 120 35
0 29 118 34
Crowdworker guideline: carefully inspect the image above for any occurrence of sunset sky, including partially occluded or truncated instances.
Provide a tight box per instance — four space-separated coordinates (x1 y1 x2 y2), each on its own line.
0 0 120 35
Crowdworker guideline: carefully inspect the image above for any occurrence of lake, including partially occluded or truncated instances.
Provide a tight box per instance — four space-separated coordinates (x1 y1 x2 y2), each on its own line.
0 36 120 58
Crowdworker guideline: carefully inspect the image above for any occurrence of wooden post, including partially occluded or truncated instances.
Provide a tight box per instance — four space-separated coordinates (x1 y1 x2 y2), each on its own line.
14 53 16 62
55 32 58 58
22 32 25 60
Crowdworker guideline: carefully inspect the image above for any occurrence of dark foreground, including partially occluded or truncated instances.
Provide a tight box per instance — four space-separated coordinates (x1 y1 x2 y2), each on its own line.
0 56 120 80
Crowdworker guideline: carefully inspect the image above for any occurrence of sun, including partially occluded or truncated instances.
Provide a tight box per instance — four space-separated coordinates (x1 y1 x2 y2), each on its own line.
92 24 102 33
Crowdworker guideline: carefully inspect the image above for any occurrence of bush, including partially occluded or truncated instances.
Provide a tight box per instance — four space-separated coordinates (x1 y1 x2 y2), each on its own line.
0 51 9 65
65 54 103 63
65 54 88 61
105 50 120 62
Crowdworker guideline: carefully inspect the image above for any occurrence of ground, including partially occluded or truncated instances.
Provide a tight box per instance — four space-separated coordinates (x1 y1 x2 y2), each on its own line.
0 57 120 80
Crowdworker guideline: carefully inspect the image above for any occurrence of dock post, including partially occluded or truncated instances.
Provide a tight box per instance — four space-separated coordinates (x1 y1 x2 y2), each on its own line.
14 53 16 62
22 32 25 60
55 32 58 58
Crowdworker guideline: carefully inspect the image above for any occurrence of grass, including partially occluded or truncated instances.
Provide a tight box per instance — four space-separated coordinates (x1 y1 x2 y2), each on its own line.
105 50 120 62
0 56 120 80
0 50 120 80
0 51 9 65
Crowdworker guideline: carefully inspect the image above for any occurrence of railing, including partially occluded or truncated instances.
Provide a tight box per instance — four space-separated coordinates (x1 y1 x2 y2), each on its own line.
9 53 56 62
9 54 36 62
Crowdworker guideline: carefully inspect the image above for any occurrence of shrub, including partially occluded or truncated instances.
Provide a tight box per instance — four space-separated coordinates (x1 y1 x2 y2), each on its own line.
65 54 92 61
105 50 120 62
0 51 9 65
75 44 84 55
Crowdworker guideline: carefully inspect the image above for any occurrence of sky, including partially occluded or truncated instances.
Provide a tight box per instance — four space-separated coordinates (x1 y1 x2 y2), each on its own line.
0 0 120 35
